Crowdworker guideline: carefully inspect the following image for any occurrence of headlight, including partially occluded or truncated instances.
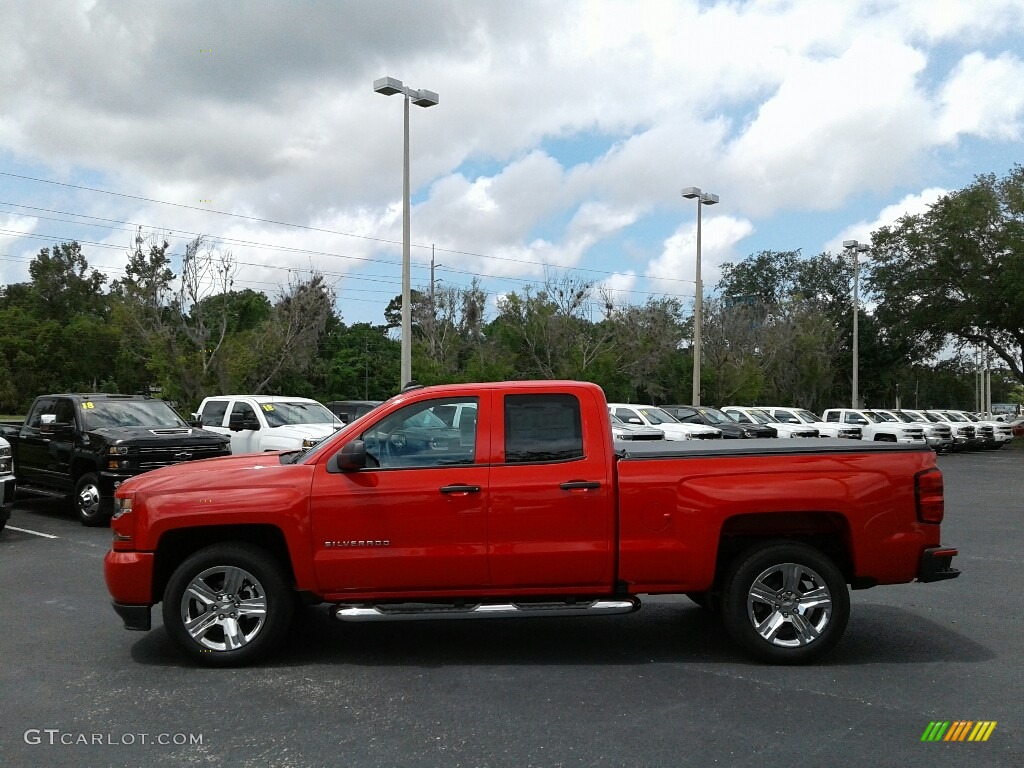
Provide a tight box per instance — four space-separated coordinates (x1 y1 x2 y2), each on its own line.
107 445 129 455
0 445 11 458
112 496 132 519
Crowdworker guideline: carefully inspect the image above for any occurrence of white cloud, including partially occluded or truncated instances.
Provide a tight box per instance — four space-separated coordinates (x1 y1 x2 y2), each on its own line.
938 52 1024 141
0 0 1022 323
647 214 755 298
826 187 947 254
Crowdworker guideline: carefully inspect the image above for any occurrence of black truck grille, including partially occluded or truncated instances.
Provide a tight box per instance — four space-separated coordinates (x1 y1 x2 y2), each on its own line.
137 444 228 470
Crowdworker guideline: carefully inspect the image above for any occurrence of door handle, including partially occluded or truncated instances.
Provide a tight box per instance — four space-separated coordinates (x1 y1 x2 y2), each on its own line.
439 484 481 494
559 481 601 491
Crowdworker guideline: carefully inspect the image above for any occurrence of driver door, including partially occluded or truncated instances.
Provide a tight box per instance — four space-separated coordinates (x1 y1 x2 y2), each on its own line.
310 393 489 595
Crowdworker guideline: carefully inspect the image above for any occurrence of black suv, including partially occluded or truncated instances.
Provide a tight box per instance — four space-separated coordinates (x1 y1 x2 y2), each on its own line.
9 393 230 525
662 405 778 439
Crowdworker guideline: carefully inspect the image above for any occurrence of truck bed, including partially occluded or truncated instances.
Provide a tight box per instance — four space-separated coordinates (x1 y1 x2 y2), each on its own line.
615 437 931 459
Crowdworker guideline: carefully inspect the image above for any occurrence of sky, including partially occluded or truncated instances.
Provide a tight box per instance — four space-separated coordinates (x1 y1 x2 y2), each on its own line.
1 0 1023 327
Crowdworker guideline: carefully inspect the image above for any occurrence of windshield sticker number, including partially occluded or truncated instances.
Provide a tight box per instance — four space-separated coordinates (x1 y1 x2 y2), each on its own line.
82 402 95 409
262 404 275 412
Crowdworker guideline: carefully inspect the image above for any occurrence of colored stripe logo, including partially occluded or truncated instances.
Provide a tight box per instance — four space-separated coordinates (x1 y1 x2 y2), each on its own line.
921 721 997 742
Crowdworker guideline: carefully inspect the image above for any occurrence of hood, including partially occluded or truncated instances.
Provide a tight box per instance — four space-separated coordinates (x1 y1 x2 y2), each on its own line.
660 423 719 437
89 426 229 447
268 423 340 439
118 452 301 496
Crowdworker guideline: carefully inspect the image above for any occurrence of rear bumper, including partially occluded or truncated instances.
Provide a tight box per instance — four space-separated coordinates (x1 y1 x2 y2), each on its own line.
918 546 961 583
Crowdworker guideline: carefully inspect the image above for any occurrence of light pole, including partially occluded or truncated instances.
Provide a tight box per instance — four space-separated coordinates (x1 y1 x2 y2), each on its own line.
681 187 719 406
373 76 439 388
843 239 869 408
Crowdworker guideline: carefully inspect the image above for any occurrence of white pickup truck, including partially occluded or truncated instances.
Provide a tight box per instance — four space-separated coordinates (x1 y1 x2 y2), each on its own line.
1 435 14 532
196 395 343 454
821 408 927 444
759 406 861 439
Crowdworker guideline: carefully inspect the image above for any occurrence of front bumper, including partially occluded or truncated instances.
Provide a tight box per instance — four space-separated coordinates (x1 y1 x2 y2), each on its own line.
1 474 15 523
918 546 961 583
925 435 953 451
104 549 156 608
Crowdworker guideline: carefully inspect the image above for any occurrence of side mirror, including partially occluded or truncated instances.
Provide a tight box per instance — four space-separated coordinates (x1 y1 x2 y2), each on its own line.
229 412 259 432
329 440 366 472
188 413 203 428
627 418 643 425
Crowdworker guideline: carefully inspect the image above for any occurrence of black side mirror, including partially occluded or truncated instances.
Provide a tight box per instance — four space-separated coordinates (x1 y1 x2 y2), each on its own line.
229 412 259 432
329 440 367 472
188 414 203 428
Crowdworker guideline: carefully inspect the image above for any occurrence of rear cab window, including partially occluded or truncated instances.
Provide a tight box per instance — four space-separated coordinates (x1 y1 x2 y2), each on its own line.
503 394 584 464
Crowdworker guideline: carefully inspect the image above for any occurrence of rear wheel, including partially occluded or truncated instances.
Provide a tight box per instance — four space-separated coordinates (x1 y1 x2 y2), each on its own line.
74 473 107 527
162 544 294 667
720 541 849 664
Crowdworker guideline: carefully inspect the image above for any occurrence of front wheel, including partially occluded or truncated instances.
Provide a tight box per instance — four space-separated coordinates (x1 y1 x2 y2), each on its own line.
720 541 849 664
162 544 294 667
74 473 107 527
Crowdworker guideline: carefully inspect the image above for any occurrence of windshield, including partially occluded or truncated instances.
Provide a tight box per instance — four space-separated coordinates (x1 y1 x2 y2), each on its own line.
896 412 922 423
695 408 732 425
747 409 777 424
610 413 626 425
960 412 981 422
872 411 898 422
636 407 679 425
261 401 339 428
82 399 187 429
794 410 820 424
939 411 968 422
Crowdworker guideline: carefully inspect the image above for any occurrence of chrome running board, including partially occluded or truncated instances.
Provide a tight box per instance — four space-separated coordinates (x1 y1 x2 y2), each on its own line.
332 598 640 622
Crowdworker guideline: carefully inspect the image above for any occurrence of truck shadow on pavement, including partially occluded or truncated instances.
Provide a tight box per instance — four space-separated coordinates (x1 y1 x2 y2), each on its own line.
128 598 992 668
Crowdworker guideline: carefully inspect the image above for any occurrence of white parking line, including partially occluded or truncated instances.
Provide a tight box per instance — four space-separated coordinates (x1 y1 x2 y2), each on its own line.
6 525 59 539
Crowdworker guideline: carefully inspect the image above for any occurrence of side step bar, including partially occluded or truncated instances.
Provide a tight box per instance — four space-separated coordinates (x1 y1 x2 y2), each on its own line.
333 597 641 622
14 484 68 499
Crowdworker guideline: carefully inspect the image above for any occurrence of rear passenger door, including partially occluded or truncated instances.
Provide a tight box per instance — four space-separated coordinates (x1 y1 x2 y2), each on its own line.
487 390 615 590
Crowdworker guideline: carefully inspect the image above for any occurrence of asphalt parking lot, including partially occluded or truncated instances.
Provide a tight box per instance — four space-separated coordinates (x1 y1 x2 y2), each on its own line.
0 449 1020 768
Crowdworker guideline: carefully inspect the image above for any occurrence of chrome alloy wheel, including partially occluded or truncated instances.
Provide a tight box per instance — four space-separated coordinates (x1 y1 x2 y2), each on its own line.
179 565 268 652
77 481 101 519
746 562 833 648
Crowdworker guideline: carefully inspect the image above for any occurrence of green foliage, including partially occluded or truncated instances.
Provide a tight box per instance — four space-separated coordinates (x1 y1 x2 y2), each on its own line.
3 164 1018 413
869 165 1024 385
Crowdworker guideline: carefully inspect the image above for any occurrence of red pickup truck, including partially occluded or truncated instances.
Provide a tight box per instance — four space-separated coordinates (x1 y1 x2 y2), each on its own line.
104 380 959 667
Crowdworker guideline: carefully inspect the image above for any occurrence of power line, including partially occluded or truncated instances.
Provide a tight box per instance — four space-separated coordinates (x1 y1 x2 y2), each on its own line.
0 172 699 285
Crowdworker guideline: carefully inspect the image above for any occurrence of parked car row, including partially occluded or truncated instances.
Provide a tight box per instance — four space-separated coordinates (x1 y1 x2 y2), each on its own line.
605 400 1015 452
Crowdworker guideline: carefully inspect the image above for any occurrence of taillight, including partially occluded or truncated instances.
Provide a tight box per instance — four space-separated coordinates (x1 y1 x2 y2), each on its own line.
915 468 944 523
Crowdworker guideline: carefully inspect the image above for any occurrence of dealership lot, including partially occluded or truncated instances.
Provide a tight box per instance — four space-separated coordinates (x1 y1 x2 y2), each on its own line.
0 451 1020 768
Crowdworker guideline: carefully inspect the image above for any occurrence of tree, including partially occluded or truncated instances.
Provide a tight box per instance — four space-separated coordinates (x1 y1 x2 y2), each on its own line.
233 273 337 394
868 166 1024 386
492 273 612 380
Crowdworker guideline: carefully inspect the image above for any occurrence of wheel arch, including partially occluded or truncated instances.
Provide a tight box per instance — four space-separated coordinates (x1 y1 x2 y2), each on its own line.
713 512 855 587
152 524 296 604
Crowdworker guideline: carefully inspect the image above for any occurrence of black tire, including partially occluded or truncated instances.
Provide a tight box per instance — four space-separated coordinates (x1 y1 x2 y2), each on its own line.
74 472 107 527
720 541 849 664
162 543 294 667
